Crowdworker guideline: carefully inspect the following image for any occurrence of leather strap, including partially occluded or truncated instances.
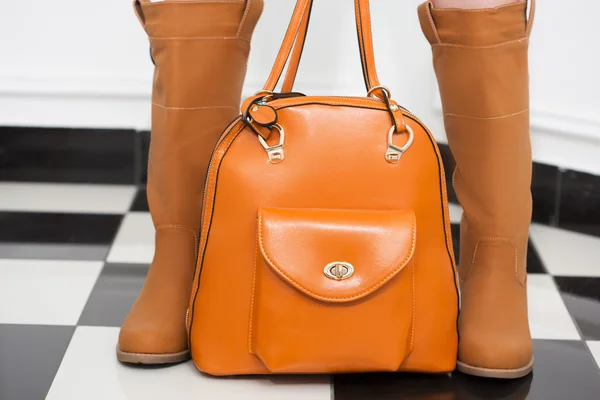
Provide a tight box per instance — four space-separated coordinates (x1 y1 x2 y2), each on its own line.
277 0 405 132
262 0 312 93
354 0 383 96
264 0 385 99
281 0 313 93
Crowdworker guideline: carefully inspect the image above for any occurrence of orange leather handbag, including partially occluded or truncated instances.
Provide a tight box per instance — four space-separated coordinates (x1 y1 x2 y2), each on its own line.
187 0 459 376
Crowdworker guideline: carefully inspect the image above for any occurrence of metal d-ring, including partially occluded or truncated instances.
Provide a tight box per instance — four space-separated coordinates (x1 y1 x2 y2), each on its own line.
386 124 414 164
367 85 392 101
258 123 285 164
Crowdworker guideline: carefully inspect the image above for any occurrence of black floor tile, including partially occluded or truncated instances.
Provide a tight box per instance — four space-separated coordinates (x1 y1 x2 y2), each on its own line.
531 162 559 225
526 239 547 274
558 169 600 237
526 340 600 399
0 212 122 244
335 372 455 400
0 324 75 400
139 130 150 184
0 127 137 184
78 263 149 327
555 277 600 340
451 372 534 399
130 187 149 212
334 340 600 400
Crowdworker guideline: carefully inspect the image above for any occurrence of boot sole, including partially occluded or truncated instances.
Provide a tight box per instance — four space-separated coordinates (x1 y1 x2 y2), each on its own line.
116 347 190 365
457 357 534 379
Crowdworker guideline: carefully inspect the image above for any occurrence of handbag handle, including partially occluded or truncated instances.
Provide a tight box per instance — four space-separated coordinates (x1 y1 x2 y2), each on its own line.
262 0 387 100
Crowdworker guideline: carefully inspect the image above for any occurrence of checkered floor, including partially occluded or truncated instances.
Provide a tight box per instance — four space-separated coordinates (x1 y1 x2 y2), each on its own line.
0 182 599 400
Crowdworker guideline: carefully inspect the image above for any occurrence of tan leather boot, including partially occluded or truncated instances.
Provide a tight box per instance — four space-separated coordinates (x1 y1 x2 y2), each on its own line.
418 1 535 378
117 0 263 364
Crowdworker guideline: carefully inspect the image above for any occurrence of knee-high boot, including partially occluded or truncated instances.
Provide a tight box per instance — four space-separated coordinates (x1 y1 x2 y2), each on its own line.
117 0 263 364
418 0 535 378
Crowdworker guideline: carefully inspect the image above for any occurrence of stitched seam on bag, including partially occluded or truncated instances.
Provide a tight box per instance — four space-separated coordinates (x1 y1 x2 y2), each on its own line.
404 116 460 300
195 132 237 265
467 237 524 288
248 230 259 354
257 212 416 302
441 155 457 267
445 109 528 120
156 224 199 260
276 101 387 109
188 124 244 327
432 37 528 49
152 103 238 111
148 36 250 43
410 257 415 351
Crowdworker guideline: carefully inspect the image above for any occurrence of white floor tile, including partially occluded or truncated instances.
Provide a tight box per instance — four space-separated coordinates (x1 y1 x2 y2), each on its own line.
587 341 600 369
448 203 463 224
530 223 600 277
0 183 136 214
47 326 332 400
0 260 102 325
527 274 581 340
107 212 155 264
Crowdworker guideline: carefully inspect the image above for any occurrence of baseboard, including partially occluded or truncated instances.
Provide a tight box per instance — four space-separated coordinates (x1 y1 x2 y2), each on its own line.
1 126 599 237
0 126 142 185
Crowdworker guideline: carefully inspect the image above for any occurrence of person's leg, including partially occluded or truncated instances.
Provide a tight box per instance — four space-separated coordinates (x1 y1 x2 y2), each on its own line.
117 0 263 365
418 0 534 378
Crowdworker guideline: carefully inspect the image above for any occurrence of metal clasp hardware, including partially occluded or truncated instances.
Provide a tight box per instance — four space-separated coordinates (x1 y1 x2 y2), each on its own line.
258 123 285 164
367 85 392 101
386 125 414 164
324 262 355 281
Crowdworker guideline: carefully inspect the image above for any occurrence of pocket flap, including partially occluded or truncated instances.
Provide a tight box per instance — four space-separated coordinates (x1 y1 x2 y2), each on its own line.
258 208 416 303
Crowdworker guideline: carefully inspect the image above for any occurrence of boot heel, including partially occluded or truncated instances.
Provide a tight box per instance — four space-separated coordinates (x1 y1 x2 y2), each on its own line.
116 347 190 365
457 358 534 379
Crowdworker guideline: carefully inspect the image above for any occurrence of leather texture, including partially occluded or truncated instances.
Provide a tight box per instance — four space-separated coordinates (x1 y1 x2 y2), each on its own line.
188 0 459 376
118 0 263 360
252 208 415 373
418 0 534 372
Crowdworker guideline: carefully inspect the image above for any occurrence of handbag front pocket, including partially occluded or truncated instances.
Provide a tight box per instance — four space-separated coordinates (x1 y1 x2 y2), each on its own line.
249 207 416 374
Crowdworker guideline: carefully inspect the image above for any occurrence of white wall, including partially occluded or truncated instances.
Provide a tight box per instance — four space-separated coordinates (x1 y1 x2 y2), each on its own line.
0 0 599 173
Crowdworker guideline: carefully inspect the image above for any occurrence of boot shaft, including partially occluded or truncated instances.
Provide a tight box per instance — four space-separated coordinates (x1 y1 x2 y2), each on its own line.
418 1 535 376
134 0 264 228
419 1 533 239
